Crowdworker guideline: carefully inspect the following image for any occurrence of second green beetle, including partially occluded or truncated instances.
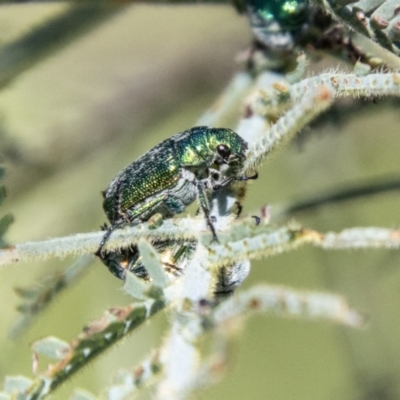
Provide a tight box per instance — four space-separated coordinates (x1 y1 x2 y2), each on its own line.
96 126 254 261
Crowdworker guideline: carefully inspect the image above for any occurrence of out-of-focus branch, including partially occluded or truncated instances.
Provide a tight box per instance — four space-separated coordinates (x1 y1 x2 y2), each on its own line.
312 0 400 57
0 3 124 90
281 174 400 215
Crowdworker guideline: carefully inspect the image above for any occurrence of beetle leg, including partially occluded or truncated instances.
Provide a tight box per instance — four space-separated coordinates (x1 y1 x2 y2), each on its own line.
163 262 183 276
126 193 169 223
96 222 123 257
235 172 258 181
212 172 258 190
212 177 234 191
113 178 131 224
235 201 243 218
209 167 221 180
101 245 142 280
96 180 131 256
96 194 168 257
113 178 123 223
196 181 218 242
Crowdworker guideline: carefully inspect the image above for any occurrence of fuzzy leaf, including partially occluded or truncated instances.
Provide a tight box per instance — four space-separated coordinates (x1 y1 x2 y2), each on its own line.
123 270 148 300
31 336 70 360
137 239 168 288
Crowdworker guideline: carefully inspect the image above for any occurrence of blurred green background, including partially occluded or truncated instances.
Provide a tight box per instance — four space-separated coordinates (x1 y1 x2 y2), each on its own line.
1 3 400 399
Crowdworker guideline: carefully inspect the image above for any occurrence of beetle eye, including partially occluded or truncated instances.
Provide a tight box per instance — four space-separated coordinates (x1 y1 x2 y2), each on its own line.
217 144 231 159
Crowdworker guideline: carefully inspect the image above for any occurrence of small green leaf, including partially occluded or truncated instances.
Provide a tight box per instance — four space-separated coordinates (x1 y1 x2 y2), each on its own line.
354 61 371 77
123 270 147 300
138 239 168 288
31 336 70 360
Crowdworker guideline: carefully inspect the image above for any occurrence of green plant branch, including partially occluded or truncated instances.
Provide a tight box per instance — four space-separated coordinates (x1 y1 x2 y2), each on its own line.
242 84 334 171
2 219 400 270
205 223 400 267
0 218 199 266
10 297 166 400
212 284 364 327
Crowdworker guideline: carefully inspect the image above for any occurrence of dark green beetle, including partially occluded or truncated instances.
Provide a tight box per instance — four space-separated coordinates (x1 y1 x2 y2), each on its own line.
96 126 255 267
247 0 310 55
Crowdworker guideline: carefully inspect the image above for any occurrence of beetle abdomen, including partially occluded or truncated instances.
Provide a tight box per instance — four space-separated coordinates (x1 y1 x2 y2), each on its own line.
103 138 181 224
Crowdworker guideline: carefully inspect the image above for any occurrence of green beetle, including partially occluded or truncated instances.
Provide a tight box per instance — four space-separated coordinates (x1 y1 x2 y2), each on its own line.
96 126 255 264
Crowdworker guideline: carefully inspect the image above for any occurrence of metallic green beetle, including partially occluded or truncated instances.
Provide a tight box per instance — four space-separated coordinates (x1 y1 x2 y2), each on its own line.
237 0 310 52
96 126 254 262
